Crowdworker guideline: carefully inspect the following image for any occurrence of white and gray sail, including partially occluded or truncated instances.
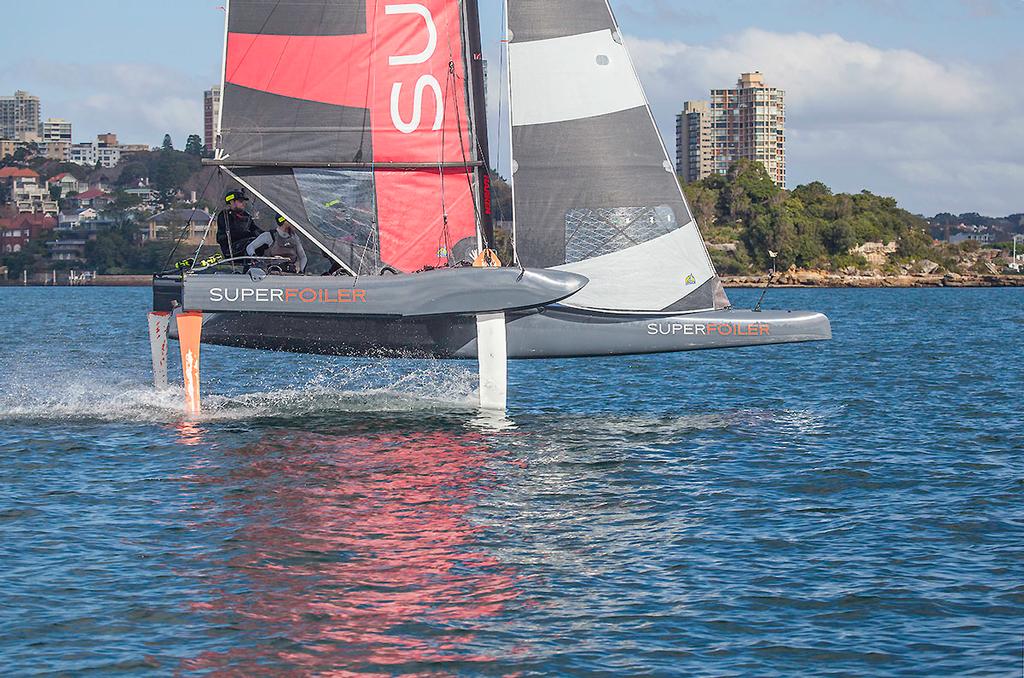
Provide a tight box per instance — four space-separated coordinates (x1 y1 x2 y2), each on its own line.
507 0 728 312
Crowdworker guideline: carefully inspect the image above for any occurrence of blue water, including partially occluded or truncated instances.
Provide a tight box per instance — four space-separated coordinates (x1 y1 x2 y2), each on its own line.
0 287 1021 676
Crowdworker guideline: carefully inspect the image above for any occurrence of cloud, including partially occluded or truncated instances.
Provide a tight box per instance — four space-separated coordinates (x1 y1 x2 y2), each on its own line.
0 60 204 148
625 29 1024 215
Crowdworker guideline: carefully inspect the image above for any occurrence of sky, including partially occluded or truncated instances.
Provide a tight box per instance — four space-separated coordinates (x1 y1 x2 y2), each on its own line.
0 0 1021 216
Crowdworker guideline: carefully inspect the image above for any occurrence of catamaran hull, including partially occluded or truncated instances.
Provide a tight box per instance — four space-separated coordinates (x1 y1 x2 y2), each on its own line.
165 305 831 360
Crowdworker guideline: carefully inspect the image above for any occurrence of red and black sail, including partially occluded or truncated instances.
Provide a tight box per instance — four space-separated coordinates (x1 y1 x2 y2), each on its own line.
218 0 489 274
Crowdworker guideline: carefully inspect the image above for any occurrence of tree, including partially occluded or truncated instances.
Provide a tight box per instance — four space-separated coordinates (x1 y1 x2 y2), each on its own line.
823 219 858 255
111 190 144 212
162 134 174 152
0 237 48 277
185 134 204 157
683 159 936 273
896 227 933 260
682 182 718 229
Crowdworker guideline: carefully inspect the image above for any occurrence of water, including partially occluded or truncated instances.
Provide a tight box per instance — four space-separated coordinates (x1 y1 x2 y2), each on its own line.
0 286 1021 676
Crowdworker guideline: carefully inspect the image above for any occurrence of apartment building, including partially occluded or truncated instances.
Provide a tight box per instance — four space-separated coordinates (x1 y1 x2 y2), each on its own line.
676 72 786 188
204 86 221 151
43 118 72 143
0 90 41 141
69 133 149 168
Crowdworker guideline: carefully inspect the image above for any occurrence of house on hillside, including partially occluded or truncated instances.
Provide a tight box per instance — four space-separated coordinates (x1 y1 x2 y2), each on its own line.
69 187 114 211
48 212 120 262
142 208 213 244
0 213 56 253
58 208 100 231
0 166 38 187
12 176 58 216
48 234 95 263
46 172 87 198
950 232 994 245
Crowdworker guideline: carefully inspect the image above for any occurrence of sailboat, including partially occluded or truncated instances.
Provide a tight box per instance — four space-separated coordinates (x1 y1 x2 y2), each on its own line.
152 0 831 410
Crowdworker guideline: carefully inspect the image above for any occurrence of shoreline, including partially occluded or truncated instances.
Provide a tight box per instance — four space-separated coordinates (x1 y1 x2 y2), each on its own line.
2 273 1023 289
723 272 1024 288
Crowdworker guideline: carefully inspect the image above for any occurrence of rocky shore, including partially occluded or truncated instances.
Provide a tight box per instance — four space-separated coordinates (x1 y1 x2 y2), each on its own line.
723 270 1024 288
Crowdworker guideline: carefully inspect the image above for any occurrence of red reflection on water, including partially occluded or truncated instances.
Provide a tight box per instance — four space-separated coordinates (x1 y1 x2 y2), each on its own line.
180 428 521 674
172 420 207 447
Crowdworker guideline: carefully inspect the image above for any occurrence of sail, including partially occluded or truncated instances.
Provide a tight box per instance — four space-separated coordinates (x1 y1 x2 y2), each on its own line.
218 0 489 274
507 0 728 312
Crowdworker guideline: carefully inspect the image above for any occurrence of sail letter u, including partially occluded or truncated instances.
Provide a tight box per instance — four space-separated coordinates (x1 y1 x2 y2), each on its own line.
386 4 437 66
391 76 444 134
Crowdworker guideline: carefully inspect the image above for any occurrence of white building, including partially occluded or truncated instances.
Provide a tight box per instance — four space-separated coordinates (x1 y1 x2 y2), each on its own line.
70 141 121 168
43 118 72 143
58 208 99 231
12 177 58 216
68 133 150 168
47 173 87 198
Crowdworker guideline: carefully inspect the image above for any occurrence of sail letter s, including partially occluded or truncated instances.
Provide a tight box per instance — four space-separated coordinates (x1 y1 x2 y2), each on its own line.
386 4 437 66
391 76 444 134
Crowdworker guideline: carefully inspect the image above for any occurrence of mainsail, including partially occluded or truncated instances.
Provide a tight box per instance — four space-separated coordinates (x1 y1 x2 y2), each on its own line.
507 0 728 312
217 0 490 274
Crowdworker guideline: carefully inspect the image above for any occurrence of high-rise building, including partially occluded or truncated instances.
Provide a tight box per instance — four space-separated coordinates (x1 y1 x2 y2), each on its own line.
676 72 786 188
204 86 222 151
0 90 42 142
677 101 712 184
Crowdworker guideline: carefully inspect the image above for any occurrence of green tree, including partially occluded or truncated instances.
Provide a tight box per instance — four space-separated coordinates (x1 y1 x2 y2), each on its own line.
0 238 49 277
682 182 718 229
185 134 204 157
162 134 174 152
896 227 933 260
684 160 935 273
823 219 858 255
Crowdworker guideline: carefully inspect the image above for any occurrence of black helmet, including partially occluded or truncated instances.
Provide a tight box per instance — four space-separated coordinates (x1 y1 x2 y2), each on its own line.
275 213 287 226
224 188 249 204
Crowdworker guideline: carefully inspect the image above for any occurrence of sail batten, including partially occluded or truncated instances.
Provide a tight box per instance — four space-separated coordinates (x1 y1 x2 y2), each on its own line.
508 0 728 312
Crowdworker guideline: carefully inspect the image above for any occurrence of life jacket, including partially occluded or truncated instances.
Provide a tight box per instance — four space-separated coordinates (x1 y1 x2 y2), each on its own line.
217 209 260 257
267 228 300 268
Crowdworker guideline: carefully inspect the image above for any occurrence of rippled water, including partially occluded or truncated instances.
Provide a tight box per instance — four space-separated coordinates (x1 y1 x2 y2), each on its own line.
0 286 1021 676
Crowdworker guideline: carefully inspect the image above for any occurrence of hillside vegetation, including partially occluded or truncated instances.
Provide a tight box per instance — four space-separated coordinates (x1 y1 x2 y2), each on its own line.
683 160 935 274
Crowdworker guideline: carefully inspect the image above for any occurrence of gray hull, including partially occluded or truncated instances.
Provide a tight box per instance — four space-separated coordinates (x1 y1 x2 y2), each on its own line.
155 271 830 359
169 304 831 359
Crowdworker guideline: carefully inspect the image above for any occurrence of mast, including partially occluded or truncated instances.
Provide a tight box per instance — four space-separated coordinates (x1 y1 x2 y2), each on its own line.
462 0 494 250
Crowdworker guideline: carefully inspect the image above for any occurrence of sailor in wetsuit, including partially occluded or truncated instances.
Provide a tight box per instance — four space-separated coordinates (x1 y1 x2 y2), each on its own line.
216 188 262 262
246 214 308 274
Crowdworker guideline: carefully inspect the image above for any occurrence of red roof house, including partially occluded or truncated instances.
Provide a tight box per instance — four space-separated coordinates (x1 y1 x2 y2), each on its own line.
0 213 56 253
0 167 39 182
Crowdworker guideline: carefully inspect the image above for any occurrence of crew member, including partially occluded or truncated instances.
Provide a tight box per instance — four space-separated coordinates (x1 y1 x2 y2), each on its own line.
246 214 308 274
216 188 262 261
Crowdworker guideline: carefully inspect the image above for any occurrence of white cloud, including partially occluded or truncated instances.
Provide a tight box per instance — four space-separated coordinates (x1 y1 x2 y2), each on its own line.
0 60 204 148
625 28 1024 215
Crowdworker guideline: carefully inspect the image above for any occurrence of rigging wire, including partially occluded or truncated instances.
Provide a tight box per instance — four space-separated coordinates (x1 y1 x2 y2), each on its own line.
365 0 383 275
437 67 452 266
449 59 484 245
439 4 486 262
160 165 221 273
